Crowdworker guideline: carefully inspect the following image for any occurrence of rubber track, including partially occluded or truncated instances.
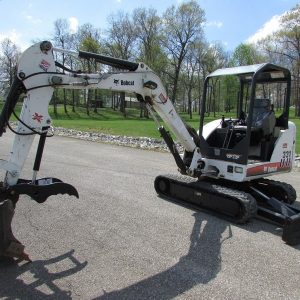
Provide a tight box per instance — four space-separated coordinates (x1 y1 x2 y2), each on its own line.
253 178 297 204
155 174 257 224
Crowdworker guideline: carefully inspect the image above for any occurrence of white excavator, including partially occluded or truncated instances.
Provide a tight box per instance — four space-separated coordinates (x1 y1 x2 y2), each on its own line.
0 41 299 261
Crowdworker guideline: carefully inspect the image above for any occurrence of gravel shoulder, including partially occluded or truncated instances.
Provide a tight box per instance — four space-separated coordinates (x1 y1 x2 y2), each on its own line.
54 126 300 168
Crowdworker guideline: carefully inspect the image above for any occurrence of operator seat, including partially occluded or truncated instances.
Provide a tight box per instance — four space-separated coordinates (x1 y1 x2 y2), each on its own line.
249 98 276 160
251 98 276 138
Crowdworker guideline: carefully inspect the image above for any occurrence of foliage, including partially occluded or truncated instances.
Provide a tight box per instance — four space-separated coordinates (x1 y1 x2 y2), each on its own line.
0 39 20 93
161 1 205 103
230 43 265 66
133 7 168 78
1 1 299 125
105 11 137 60
257 4 300 116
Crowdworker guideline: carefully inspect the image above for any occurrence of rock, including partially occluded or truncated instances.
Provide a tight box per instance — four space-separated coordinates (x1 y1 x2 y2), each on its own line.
52 126 182 153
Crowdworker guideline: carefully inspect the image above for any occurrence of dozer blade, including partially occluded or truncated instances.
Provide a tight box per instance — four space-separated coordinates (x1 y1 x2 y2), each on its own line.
10 177 79 203
282 214 300 246
250 187 300 246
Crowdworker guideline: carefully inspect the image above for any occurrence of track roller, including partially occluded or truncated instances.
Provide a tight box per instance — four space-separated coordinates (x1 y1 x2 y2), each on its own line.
155 174 257 224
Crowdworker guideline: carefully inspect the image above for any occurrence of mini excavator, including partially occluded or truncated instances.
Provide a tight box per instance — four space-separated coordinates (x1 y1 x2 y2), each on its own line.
0 41 299 261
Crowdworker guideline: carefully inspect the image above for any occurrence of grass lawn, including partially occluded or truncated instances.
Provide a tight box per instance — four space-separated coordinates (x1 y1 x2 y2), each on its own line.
49 106 163 138
4 104 300 153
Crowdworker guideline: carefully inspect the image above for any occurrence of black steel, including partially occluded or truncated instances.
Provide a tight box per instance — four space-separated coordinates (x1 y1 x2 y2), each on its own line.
241 183 300 245
154 174 257 224
33 127 48 172
282 215 300 245
256 206 288 225
144 81 158 90
158 127 187 174
0 199 19 257
0 76 25 136
8 177 79 203
78 51 139 71
155 174 300 245
250 187 296 216
40 41 52 52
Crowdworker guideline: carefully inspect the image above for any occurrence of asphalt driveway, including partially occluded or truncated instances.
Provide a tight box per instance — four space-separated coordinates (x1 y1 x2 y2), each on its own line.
0 133 299 299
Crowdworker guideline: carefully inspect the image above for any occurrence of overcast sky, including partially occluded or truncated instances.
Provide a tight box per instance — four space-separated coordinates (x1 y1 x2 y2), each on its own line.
0 0 299 52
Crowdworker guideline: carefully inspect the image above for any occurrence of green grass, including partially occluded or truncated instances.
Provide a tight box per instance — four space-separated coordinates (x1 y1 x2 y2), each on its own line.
4 103 300 153
293 118 300 153
52 105 300 154
49 106 163 138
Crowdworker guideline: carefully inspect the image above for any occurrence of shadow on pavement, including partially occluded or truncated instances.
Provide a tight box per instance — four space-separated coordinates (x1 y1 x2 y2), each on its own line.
163 194 300 251
0 249 87 299
95 212 230 299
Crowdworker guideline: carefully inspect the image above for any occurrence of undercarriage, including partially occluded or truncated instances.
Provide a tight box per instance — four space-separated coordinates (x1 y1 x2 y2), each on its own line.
154 174 300 245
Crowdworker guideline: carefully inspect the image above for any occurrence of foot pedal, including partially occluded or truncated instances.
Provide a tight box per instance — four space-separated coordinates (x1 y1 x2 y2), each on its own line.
282 214 300 246
9 177 79 203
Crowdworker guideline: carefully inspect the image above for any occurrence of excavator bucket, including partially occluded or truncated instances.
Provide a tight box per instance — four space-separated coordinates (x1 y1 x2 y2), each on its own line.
282 214 300 246
14 177 79 203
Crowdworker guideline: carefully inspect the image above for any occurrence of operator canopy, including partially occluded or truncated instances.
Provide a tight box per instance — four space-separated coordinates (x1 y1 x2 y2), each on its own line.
207 63 290 82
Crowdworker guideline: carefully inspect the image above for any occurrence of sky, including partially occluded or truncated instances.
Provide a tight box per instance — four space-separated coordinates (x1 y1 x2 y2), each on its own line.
0 0 299 53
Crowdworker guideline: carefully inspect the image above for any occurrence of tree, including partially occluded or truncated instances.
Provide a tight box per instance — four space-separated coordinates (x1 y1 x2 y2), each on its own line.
161 1 205 104
133 7 167 117
231 43 265 66
133 8 167 73
195 42 229 116
77 23 102 114
0 39 20 94
258 4 300 116
53 18 74 114
182 44 198 119
276 4 300 116
105 11 138 116
105 11 137 60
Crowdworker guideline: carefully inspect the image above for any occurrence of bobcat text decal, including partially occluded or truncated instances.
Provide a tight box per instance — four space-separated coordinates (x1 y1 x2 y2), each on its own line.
246 162 291 177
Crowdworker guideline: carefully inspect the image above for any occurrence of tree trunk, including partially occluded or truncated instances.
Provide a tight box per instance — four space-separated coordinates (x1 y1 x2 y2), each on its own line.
111 92 115 110
120 92 126 117
171 67 180 103
188 87 193 119
52 91 57 116
140 102 144 118
296 84 300 117
296 69 300 117
63 89 68 114
86 90 90 116
144 106 149 118
94 90 98 113
72 90 76 112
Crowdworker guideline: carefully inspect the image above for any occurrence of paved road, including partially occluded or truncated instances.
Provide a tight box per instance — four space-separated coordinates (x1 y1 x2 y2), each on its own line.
0 133 300 300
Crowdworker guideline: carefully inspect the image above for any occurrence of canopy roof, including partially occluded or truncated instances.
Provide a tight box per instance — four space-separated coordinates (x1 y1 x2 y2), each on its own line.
207 63 290 81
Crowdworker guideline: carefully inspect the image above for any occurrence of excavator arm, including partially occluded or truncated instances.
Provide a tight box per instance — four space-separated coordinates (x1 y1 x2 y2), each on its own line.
1 41 204 191
0 41 203 260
